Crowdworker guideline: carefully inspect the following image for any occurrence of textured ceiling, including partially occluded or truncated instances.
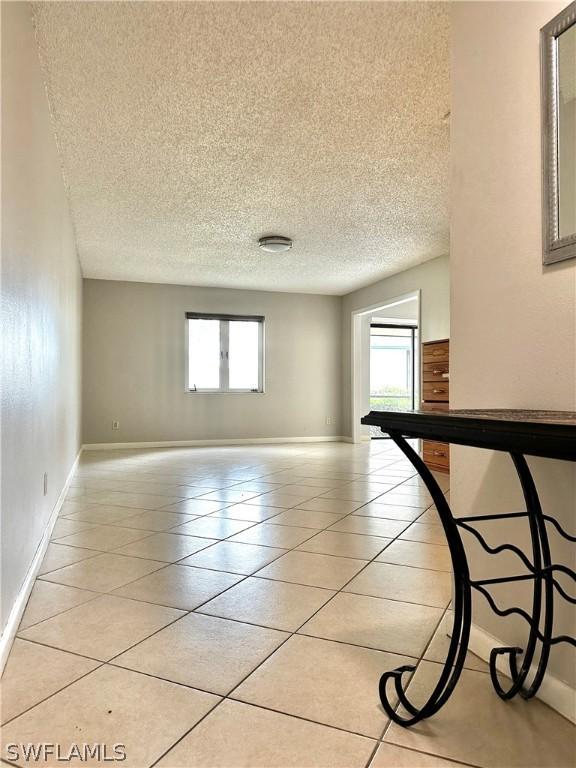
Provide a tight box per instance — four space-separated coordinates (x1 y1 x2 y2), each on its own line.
33 2 450 295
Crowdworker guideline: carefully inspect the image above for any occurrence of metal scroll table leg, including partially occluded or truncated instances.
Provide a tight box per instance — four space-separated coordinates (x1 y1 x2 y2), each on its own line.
487 453 553 700
379 431 472 727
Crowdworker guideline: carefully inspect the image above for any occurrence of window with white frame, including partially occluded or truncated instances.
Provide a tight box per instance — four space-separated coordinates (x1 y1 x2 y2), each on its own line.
186 313 264 392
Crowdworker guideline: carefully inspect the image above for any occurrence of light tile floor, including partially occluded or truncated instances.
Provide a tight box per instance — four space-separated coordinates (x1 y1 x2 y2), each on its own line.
1 441 574 767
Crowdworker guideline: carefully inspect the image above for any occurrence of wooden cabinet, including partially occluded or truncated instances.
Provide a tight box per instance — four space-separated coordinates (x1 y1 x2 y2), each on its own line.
422 339 450 473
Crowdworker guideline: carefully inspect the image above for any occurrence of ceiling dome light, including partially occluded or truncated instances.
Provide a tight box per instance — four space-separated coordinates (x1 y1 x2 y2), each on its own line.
258 235 292 253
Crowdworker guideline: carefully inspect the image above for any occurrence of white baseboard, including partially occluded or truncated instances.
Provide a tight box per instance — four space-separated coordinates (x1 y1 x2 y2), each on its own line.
467 622 576 724
0 451 82 674
82 436 347 451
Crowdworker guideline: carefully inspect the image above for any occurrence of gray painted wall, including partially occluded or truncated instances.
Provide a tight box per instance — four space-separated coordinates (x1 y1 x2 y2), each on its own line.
82 280 342 443
451 2 575 687
1 3 82 634
341 256 450 437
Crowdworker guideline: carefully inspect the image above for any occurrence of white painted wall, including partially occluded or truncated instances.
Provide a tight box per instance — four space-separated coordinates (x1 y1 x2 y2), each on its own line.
451 2 576 690
1 4 82 636
341 256 450 437
82 279 342 444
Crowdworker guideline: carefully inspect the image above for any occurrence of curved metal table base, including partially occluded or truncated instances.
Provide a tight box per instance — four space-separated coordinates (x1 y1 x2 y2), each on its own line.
380 431 576 727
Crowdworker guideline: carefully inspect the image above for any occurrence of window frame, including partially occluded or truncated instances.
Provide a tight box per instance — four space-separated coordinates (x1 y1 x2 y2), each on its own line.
185 312 265 394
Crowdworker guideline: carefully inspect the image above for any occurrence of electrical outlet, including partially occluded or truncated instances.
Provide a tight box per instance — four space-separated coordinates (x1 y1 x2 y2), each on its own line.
43 473 48 496
325 416 336 425
112 420 120 430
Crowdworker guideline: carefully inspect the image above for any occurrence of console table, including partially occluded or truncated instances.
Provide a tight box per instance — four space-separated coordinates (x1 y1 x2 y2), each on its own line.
360 409 576 727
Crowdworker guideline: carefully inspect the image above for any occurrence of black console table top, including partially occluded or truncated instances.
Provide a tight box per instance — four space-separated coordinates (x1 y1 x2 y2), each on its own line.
361 409 576 460
359 408 576 727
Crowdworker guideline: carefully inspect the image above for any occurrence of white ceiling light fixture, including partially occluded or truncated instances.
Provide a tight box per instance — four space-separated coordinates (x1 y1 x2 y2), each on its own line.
258 235 292 253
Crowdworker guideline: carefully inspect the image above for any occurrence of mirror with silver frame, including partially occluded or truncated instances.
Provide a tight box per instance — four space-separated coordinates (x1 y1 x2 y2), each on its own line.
541 2 576 264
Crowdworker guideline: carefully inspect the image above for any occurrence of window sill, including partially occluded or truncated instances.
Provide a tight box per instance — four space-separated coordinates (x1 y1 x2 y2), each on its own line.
185 390 265 395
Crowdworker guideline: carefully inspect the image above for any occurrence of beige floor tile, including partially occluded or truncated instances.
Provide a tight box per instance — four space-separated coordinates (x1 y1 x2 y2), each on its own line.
114 612 288 695
256 550 366 589
301 592 442 658
370 471 415 481
387 486 433 502
19 594 183 661
156 699 375 768
370 744 470 768
59 499 98 516
111 510 196 531
210 503 285 522
282 476 350 488
37 543 99 576
320 488 384 502
65 486 88 498
296 497 366 514
270 508 346 529
423 619 487 672
280 483 334 496
234 634 411 738
385 662 575 768
39 553 166 592
329 516 410 538
113 564 242 609
376 539 452 572
417 508 443 526
374 493 429 510
229 523 317 549
62 505 146 525
248 492 314 508
113 532 217 561
110 480 199 497
54 525 152 552
343 483 397 497
171 517 256 539
199 577 335 631
353 502 424 522
1 639 99 724
400 522 449 546
84 490 184 509
160 498 230 515
50 519 96 539
0 665 218 767
344 563 452 608
198 489 263 503
19 580 99 630
229 481 284 493
297 530 391 560
179 541 286 575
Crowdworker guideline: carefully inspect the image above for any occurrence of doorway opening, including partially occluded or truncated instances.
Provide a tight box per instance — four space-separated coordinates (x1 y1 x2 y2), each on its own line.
351 291 420 443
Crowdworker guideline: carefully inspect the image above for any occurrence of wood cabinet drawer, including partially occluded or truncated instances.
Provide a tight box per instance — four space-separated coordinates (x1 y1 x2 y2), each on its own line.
421 401 449 412
423 361 449 381
422 341 449 363
423 381 449 402
423 440 450 472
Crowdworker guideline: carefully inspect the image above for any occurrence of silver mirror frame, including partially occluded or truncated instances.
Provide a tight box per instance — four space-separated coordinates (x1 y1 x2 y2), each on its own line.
541 2 576 265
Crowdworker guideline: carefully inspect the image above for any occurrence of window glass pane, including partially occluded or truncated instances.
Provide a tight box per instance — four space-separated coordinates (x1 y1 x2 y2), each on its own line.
188 319 220 389
229 320 259 390
370 329 414 410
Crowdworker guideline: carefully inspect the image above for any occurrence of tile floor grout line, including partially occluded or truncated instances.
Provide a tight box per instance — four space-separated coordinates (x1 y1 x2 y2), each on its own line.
362 736 383 768
0 656 109 728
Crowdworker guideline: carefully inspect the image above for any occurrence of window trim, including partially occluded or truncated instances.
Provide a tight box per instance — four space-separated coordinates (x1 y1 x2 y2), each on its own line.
185 313 265 394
